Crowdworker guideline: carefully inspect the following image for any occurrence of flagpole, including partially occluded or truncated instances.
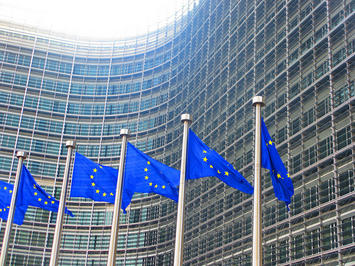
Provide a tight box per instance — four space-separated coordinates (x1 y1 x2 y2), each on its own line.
49 140 75 266
252 96 264 266
174 114 192 266
0 151 27 266
107 129 129 266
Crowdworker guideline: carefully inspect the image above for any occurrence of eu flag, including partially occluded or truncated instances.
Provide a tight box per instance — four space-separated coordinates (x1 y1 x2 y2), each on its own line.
187 129 253 194
70 152 118 204
122 142 180 211
0 180 27 225
261 118 294 208
17 165 74 217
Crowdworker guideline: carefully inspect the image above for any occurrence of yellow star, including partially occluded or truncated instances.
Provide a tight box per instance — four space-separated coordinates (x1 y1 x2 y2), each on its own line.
266 142 268 146
51 201 55 204
91 182 95 186
99 165 103 169
93 168 97 172
203 157 208 162
4 187 7 190
149 183 152 186
7 206 9 208
33 185 36 189
9 190 12 193
110 192 114 196
287 173 290 177
203 150 207 153
277 173 281 179
154 184 158 188
144 168 148 172
103 192 107 197
217 170 221 174
145 176 149 180
3 209 5 211
269 140 272 145
48 196 51 199
96 189 100 193
225 171 229 176
44 201 48 205
38 198 42 202
90 175 94 179
34 192 38 196
162 185 166 189
147 161 151 165
209 165 213 168
0 209 2 212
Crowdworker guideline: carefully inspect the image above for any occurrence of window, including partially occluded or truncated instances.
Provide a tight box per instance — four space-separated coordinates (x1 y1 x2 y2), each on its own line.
304 144 317 167
303 107 314 127
339 170 354 196
304 186 318 210
291 117 301 135
305 229 320 255
292 235 303 260
322 223 338 250
320 179 335 203
319 136 333 159
336 126 351 150
291 154 302 174
317 96 331 118
315 60 328 79
334 84 350 107
279 239 289 263
342 216 355 245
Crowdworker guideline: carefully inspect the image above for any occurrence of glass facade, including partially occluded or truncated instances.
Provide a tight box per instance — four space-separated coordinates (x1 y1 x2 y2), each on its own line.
0 0 354 265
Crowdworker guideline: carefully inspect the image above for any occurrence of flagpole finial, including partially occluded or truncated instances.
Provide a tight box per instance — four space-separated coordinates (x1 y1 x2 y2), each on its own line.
252 96 265 106
181 114 192 123
65 140 76 148
16 151 27 159
120 129 129 136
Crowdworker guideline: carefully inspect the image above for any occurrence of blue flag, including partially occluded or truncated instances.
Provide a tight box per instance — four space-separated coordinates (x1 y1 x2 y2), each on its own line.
0 180 27 225
261 118 294 208
122 142 180 211
17 165 74 217
187 129 253 194
70 152 118 204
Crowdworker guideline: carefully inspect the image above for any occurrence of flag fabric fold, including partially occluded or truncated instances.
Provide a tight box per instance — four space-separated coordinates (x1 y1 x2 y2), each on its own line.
70 152 118 204
186 129 253 194
261 118 294 208
0 180 27 225
71 146 180 212
0 165 74 225
17 165 74 217
122 142 180 211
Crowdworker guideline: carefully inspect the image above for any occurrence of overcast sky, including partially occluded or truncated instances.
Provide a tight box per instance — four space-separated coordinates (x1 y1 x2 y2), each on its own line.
0 0 198 39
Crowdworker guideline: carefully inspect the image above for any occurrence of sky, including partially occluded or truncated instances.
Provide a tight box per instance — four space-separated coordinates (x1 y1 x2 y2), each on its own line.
0 0 197 39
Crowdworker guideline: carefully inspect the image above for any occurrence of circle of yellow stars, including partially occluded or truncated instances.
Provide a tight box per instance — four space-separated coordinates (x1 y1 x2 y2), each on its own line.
32 184 55 205
144 161 166 189
265 139 290 180
0 185 12 212
202 150 231 177
90 165 114 197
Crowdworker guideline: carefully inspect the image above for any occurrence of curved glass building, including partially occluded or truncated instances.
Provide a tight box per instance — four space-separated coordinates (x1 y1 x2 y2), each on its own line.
0 0 354 265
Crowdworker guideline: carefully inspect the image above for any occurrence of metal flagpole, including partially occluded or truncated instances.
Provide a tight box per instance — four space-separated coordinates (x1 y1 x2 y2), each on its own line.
174 114 192 266
107 129 129 266
49 140 76 266
252 96 264 266
0 151 27 266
